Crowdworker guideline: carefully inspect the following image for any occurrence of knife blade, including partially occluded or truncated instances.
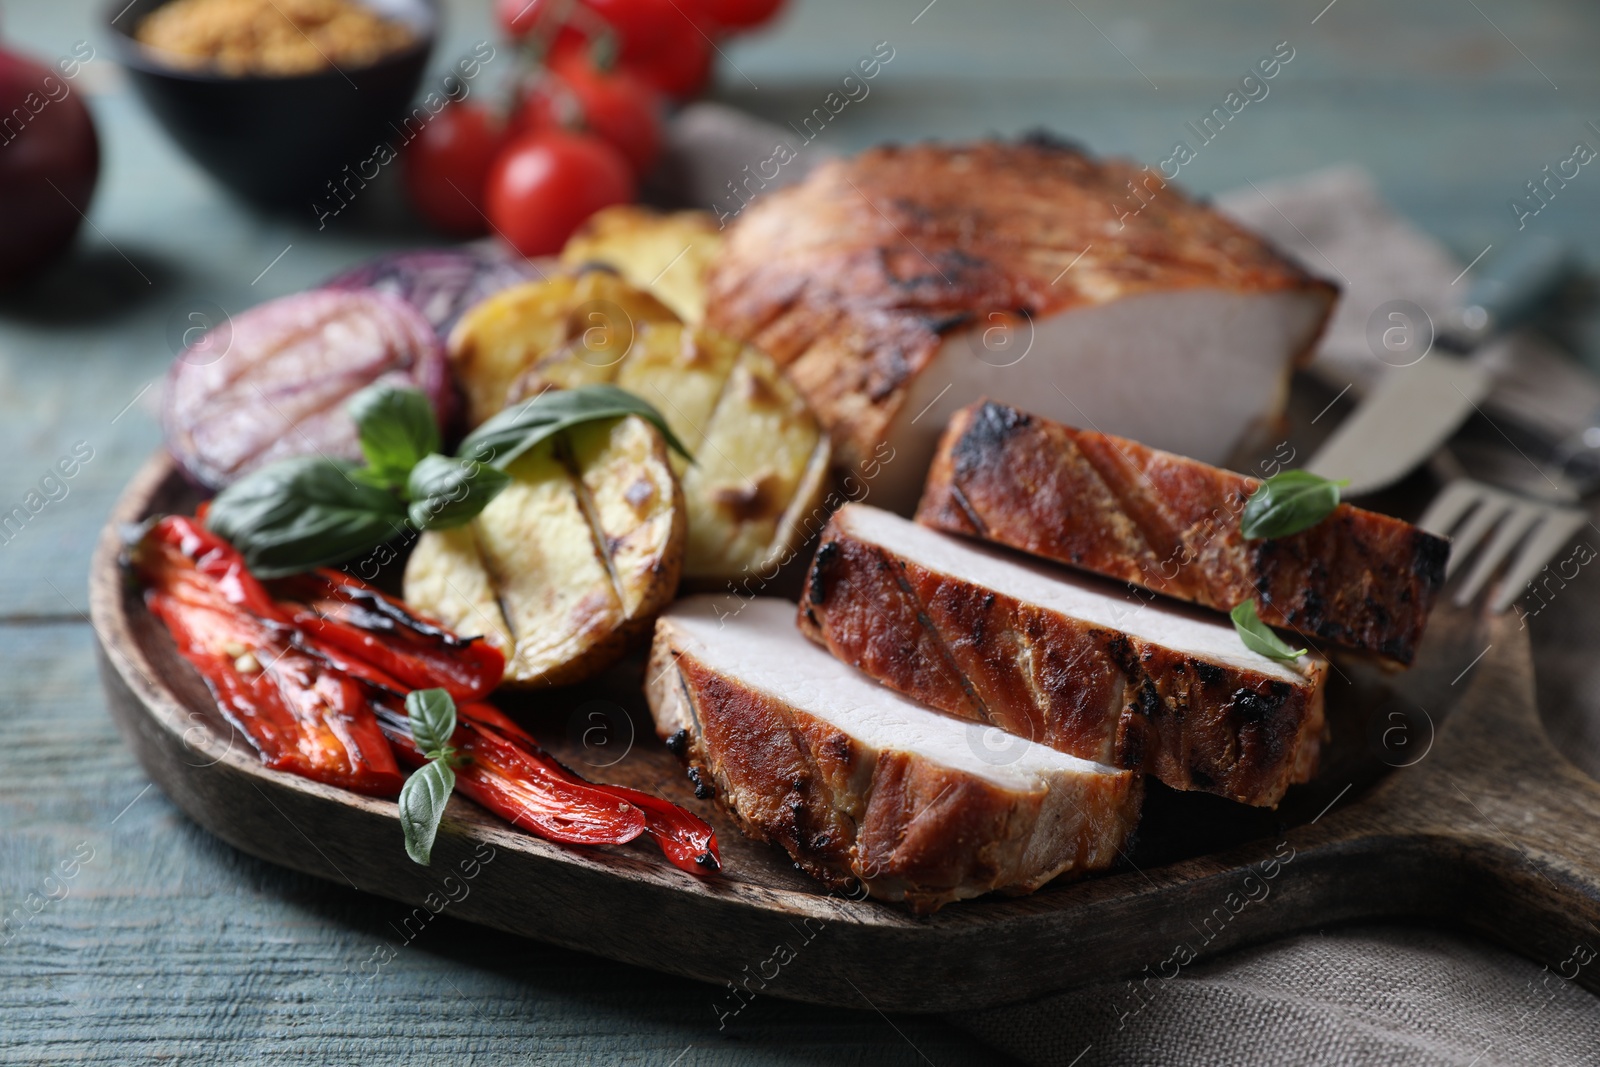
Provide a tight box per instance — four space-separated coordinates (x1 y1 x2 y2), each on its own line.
1305 236 1569 496
1305 356 1491 495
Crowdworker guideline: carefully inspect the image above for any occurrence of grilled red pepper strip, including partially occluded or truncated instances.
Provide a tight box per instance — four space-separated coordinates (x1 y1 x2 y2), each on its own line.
271 569 505 702
378 704 646 846
456 700 535 744
135 518 403 797
574 781 721 875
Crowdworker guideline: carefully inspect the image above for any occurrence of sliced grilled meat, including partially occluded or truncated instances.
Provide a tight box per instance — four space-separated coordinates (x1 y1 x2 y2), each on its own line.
798 505 1328 807
917 400 1449 664
706 139 1337 511
646 596 1141 913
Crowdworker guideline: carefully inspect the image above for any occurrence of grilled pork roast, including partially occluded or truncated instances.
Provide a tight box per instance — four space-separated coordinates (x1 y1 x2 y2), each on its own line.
917 400 1449 664
706 138 1337 511
646 597 1142 912
798 505 1327 807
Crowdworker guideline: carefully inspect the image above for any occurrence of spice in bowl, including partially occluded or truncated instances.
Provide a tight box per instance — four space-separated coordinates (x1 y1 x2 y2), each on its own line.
135 0 416 77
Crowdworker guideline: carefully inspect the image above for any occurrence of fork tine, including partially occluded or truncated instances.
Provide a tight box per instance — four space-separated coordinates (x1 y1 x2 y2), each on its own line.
1417 480 1483 539
1440 491 1512 580
1489 507 1588 614
1454 503 1540 607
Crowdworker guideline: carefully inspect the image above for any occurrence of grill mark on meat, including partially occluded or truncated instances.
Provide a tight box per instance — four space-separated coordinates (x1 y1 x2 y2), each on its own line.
807 539 839 605
1051 432 1176 588
707 141 1336 471
803 506 1326 806
947 482 989 538
922 401 1447 664
952 400 1032 478
882 547 996 729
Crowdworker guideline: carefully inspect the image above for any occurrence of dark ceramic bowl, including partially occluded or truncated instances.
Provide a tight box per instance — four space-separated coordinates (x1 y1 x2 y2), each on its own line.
107 0 436 208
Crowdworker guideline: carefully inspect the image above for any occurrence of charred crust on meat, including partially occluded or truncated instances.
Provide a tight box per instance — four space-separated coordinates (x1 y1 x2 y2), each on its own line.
1193 661 1226 686
1229 684 1290 723
1018 128 1087 155
952 401 1030 477
686 765 715 799
1413 531 1450 591
664 728 689 758
1136 680 1163 719
1101 632 1139 677
867 344 912 401
923 310 976 335
807 540 840 604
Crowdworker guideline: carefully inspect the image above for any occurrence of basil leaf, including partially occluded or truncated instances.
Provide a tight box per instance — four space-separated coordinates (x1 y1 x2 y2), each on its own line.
1230 600 1307 663
348 384 440 485
405 688 458 759
399 758 456 866
405 454 511 531
1240 470 1347 540
458 383 693 470
206 456 408 578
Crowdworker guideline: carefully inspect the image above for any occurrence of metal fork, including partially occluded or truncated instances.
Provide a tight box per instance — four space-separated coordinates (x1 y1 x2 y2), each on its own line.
1417 477 1587 613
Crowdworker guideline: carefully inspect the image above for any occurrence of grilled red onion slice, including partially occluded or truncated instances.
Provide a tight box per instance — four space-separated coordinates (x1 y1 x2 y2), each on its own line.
164 289 451 491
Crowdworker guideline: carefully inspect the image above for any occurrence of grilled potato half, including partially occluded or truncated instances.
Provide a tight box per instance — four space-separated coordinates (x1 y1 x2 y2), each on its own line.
503 321 831 586
448 270 679 427
404 415 685 689
559 206 722 324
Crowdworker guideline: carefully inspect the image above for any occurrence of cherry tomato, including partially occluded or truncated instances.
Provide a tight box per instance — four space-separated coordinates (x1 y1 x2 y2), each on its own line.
516 53 662 176
622 18 713 99
402 102 505 236
585 0 679 61
696 0 785 30
495 0 589 54
485 131 635 256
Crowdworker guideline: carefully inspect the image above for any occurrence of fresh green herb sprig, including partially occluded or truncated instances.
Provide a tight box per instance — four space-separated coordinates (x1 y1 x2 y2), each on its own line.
1239 470 1348 541
1229 600 1307 663
206 382 687 578
459 383 693 469
398 688 462 866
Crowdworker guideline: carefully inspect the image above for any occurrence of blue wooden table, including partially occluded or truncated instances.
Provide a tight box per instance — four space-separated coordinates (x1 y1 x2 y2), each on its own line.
3 0 1597 1062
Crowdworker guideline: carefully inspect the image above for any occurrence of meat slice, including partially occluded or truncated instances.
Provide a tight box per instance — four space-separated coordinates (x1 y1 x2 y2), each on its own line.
917 400 1449 665
706 138 1337 512
646 597 1141 913
798 505 1327 807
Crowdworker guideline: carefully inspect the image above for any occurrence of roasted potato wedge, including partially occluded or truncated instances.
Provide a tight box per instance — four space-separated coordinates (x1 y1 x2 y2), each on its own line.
559 206 722 325
504 321 830 586
449 270 679 427
676 349 831 581
403 416 685 689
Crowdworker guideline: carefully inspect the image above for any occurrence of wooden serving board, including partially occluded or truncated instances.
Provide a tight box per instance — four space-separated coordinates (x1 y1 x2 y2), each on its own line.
91 452 1600 1013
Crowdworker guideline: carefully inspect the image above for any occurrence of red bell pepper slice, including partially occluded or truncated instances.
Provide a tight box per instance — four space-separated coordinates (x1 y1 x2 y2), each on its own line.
377 704 647 846
574 781 721 875
270 569 505 702
381 703 719 873
135 518 404 797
